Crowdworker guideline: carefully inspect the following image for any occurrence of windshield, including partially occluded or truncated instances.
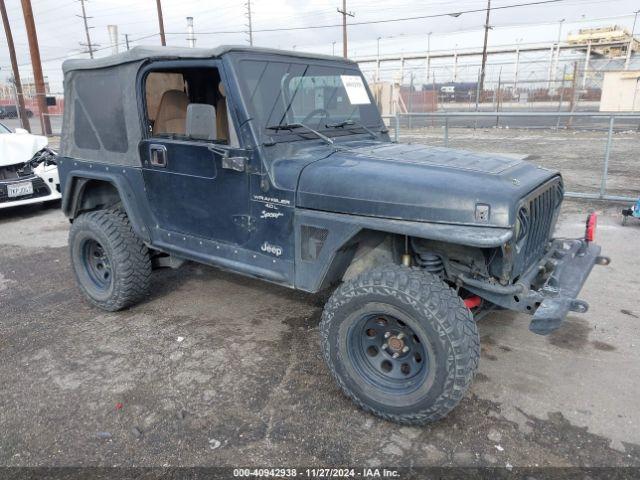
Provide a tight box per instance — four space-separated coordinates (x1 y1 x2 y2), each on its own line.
0 122 10 134
234 59 383 142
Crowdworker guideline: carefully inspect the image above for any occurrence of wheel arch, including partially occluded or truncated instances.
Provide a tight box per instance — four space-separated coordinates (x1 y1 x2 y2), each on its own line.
294 209 513 293
301 226 404 292
62 171 152 242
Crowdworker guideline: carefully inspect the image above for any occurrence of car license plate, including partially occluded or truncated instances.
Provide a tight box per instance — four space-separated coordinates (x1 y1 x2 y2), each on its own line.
7 181 34 198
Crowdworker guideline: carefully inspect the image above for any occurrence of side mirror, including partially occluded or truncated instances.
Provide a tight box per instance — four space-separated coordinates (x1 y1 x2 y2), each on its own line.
207 144 250 172
221 154 247 172
14 128 28 134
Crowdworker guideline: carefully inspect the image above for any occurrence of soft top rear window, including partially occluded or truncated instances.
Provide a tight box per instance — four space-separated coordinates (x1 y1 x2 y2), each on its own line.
73 69 128 153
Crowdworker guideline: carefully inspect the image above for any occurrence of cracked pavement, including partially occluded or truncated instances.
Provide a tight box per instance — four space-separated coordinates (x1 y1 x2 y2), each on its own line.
0 202 638 468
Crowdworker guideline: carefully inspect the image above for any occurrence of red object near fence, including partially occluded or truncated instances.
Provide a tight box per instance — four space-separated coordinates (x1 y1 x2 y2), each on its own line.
399 88 437 113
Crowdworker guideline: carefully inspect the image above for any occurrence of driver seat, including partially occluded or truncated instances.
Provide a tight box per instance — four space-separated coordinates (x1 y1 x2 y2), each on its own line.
154 89 189 135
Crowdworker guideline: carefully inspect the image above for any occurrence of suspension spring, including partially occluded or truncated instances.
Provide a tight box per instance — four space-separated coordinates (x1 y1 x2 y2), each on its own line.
416 252 444 276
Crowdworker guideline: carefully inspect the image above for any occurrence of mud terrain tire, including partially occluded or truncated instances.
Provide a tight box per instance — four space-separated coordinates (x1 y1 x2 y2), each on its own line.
69 209 151 311
320 265 479 424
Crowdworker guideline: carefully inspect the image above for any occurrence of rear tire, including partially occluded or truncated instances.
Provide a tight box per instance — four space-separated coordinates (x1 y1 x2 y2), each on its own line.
69 208 151 311
320 265 479 424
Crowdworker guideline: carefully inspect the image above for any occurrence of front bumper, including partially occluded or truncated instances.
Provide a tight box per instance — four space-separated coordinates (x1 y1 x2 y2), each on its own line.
0 168 61 210
462 238 609 335
528 239 608 335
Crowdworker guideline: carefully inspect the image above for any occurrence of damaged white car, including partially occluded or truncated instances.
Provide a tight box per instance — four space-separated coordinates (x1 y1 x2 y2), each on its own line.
0 122 61 209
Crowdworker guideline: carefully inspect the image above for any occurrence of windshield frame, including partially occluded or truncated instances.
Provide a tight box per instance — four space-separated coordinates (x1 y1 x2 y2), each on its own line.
228 53 384 145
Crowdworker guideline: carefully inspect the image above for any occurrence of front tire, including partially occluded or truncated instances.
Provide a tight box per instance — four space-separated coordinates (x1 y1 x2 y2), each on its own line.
320 265 479 424
69 209 151 311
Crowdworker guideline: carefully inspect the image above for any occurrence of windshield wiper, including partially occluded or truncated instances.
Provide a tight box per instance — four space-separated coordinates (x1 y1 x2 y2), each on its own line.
325 120 382 139
266 122 334 145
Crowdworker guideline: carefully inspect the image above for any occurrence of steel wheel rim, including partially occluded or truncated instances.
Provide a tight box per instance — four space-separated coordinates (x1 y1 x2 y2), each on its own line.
81 238 113 292
348 313 429 393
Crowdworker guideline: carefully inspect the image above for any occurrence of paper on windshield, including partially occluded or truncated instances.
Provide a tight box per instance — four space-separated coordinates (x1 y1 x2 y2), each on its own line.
340 75 371 105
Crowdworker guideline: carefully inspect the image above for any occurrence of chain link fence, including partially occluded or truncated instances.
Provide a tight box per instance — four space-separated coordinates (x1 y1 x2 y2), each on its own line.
383 111 640 203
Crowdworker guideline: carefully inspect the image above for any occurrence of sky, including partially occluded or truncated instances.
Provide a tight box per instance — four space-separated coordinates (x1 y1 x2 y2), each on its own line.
0 0 639 92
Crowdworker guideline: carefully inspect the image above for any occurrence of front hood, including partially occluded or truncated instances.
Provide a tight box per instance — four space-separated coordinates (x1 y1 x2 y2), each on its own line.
295 142 559 228
0 132 48 167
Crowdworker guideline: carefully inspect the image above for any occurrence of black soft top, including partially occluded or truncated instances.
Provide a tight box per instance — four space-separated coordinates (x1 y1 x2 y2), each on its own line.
62 45 355 73
60 45 357 166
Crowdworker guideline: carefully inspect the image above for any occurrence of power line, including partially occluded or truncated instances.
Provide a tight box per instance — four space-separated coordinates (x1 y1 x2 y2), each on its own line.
164 0 568 35
11 32 159 67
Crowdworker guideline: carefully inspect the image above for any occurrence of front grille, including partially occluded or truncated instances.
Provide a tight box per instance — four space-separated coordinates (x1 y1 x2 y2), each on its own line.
0 177 50 204
521 178 563 268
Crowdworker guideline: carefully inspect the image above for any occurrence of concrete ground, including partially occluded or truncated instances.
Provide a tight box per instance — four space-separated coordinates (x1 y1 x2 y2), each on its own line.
0 201 638 468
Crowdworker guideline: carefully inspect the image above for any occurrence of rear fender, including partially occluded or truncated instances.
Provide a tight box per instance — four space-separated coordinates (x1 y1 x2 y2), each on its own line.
58 159 152 242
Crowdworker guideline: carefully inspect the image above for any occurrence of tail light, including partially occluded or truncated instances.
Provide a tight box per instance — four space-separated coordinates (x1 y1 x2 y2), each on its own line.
585 212 597 242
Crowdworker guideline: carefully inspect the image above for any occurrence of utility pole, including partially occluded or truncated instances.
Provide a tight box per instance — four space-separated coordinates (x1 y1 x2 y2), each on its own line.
337 0 354 58
21 0 50 135
77 0 94 58
245 0 253 46
156 0 166 46
0 0 30 131
124 33 130 50
478 0 491 96
625 10 639 70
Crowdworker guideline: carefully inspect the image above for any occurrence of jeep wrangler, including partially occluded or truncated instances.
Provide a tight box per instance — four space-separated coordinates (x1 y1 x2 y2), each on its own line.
57 45 609 424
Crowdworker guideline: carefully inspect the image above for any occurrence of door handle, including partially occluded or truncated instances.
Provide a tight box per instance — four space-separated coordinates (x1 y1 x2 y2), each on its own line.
149 144 167 167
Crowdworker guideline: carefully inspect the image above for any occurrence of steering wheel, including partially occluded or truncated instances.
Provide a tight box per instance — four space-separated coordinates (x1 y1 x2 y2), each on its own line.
302 108 330 125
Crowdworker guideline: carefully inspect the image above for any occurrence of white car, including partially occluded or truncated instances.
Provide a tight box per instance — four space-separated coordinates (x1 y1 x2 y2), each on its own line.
0 122 61 209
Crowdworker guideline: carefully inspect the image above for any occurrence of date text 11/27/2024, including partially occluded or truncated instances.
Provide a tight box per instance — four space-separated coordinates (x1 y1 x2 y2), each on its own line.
232 468 400 478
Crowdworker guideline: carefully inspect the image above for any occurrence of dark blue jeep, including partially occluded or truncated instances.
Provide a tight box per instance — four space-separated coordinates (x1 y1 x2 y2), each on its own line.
58 45 609 424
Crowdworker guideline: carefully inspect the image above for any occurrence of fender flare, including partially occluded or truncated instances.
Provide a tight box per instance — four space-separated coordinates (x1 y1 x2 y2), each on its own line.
294 208 513 293
61 168 152 243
